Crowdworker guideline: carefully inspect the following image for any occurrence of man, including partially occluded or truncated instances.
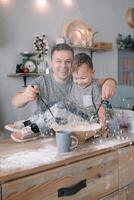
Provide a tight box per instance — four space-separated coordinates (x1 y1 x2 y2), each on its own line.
12 43 116 111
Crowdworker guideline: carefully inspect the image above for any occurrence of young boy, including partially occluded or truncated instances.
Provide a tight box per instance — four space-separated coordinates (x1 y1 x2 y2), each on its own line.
66 53 106 132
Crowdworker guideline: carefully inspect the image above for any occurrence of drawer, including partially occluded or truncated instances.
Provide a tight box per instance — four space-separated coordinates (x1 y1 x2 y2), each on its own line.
2 151 118 200
118 145 134 188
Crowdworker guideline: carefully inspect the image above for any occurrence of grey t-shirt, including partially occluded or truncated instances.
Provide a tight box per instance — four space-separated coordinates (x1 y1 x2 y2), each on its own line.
29 76 101 132
68 80 101 116
31 71 73 111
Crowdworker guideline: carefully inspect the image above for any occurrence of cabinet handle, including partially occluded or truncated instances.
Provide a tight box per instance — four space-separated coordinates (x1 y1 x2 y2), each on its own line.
58 179 87 197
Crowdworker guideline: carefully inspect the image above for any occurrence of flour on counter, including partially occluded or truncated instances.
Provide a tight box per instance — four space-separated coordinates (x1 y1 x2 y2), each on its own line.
0 140 77 171
0 144 59 171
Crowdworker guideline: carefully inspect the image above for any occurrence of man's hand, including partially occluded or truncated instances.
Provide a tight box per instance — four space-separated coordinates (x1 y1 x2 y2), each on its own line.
12 85 39 108
101 79 116 100
23 85 39 103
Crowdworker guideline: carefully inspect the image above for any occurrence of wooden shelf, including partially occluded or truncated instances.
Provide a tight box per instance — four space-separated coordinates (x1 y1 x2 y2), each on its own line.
7 73 42 77
72 45 112 51
7 73 42 87
71 45 112 59
8 45 112 86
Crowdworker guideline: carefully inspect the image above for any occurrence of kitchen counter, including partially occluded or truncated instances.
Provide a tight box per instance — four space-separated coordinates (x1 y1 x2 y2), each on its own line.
0 132 134 200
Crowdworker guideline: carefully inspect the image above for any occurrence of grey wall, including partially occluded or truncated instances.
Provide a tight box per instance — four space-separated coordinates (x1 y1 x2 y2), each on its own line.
0 0 134 132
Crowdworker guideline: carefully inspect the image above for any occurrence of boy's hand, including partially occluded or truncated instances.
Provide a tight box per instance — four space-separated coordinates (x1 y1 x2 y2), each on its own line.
98 106 107 137
101 79 116 100
101 128 108 138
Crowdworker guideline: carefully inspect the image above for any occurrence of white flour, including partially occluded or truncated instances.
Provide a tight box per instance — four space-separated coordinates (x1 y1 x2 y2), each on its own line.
43 104 86 127
0 144 59 171
0 105 101 171
53 122 101 132
45 104 100 131
0 138 76 171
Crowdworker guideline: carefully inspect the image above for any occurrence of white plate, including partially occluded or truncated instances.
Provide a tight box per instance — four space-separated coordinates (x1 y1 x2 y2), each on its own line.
126 8 134 28
63 20 93 46
68 30 86 46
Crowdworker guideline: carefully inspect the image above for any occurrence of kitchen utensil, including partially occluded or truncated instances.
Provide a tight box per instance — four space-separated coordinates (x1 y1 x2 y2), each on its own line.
36 92 68 125
32 85 68 125
90 100 104 122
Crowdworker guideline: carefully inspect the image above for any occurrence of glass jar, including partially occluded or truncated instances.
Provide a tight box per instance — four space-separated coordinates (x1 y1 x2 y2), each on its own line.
103 101 120 134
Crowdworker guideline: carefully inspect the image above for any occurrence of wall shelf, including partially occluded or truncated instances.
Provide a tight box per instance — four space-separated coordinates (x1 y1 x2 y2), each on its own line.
71 45 113 59
7 73 42 87
8 46 112 87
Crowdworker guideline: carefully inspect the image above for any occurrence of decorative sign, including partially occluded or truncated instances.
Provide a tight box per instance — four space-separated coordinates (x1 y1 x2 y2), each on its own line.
118 49 134 85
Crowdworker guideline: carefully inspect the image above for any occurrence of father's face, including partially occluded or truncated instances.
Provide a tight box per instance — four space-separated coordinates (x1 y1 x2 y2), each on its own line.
51 50 73 83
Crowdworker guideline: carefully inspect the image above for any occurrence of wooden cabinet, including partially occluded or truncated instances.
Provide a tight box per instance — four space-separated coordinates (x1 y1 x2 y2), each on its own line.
118 146 134 188
0 186 2 200
100 146 134 200
1 137 134 200
2 151 118 200
118 49 134 86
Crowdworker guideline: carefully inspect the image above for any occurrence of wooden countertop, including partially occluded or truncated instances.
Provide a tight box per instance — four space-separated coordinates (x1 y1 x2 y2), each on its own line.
0 134 134 183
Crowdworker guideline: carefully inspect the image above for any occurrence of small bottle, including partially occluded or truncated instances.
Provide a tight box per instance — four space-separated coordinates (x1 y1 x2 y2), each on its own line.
104 101 119 134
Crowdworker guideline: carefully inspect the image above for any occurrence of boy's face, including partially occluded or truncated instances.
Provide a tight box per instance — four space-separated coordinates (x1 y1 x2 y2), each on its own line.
51 50 73 83
72 63 95 88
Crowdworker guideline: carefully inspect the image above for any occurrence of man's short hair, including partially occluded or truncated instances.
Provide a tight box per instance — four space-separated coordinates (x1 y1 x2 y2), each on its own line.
51 43 74 57
72 53 93 72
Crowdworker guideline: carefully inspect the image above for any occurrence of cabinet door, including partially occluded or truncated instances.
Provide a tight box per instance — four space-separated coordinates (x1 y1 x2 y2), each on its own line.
119 183 134 200
118 145 134 188
2 151 118 200
100 183 134 200
100 191 118 200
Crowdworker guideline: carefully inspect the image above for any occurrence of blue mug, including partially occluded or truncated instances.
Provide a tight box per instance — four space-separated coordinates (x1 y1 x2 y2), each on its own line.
56 130 78 153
